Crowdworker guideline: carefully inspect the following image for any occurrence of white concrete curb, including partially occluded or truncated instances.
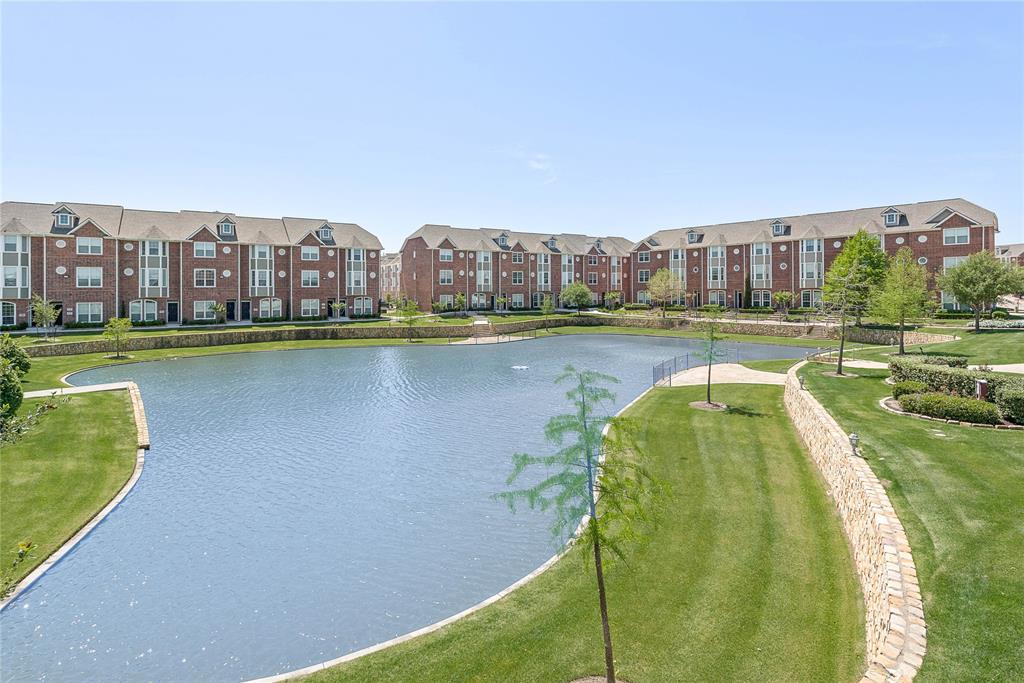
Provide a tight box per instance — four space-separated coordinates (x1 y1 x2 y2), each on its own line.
0 382 150 611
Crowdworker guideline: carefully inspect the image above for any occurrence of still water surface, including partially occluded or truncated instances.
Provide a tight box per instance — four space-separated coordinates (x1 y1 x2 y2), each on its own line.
1 335 808 681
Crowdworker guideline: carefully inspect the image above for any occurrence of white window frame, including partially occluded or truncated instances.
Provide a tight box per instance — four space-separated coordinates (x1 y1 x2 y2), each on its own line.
687 232 699 244
301 246 320 261
318 227 332 241
76 236 103 255
511 271 523 285
638 269 650 283
194 241 215 258
56 213 72 227
439 269 453 285
707 245 726 286
588 254 598 266
193 300 216 320
258 298 282 318
301 270 320 288
942 227 969 245
708 290 726 307
439 294 454 309
638 251 651 263
511 252 524 264
75 302 102 323
129 299 159 322
439 249 453 262
588 272 598 285
218 221 235 237
300 299 320 317
194 268 216 288
884 212 899 227
76 266 102 288
353 297 372 316
0 301 15 326
511 293 524 308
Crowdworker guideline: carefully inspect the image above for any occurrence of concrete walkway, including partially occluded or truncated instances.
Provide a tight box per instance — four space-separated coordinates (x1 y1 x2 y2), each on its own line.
661 362 786 387
972 363 1024 374
23 381 133 398
450 334 534 345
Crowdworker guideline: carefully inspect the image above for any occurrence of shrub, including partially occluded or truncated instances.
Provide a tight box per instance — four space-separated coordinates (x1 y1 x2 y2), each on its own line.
180 318 220 326
734 307 773 314
252 316 288 323
624 303 651 310
888 356 1019 399
980 319 1024 329
993 385 1024 425
892 380 928 399
898 392 1002 424
900 354 969 368
0 358 23 418
933 311 977 319
0 322 28 332
992 310 1008 320
0 334 31 376
665 305 688 312
131 319 166 327
63 321 104 329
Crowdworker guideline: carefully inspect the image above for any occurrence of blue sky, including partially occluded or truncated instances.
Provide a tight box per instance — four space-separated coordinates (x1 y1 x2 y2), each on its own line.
2 2 1021 250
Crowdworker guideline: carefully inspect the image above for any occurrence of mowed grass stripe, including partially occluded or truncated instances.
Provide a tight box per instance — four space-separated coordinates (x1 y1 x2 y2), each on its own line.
308 385 863 683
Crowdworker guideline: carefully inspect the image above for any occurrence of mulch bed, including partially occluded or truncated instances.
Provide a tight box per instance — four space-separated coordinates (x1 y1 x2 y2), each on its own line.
689 400 728 411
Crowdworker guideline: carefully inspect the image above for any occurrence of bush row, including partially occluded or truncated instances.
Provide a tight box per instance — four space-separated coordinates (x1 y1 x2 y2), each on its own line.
0 322 29 332
889 356 1024 424
898 392 1002 425
892 380 928 399
898 354 969 368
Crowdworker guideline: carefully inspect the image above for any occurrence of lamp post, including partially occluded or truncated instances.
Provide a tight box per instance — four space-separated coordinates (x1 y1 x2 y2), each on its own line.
849 432 860 455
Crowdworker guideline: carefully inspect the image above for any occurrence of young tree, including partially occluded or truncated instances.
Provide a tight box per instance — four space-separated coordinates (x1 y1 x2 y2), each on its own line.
454 292 467 314
869 248 934 354
646 268 684 318
604 291 621 310
822 262 868 376
560 281 593 315
331 301 347 319
102 317 133 359
30 295 58 340
0 334 31 377
495 296 507 312
209 303 228 324
937 251 1022 331
496 366 661 683
541 294 555 316
694 305 730 405
397 298 420 341
772 290 793 316
822 230 888 325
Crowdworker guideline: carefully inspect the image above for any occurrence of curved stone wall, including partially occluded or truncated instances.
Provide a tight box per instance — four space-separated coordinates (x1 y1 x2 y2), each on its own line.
784 362 926 682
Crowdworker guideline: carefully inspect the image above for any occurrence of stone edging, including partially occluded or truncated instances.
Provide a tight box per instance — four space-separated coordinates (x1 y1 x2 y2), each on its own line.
784 362 926 682
878 396 1024 430
244 385 655 683
0 382 150 611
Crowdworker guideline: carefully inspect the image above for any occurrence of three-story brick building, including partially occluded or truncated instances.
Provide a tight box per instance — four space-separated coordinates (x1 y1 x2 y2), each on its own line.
0 201 382 328
399 225 633 311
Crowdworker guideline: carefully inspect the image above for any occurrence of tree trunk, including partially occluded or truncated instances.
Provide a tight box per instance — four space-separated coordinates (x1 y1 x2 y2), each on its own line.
706 355 713 404
898 317 905 355
837 319 846 375
974 309 981 332
591 520 616 683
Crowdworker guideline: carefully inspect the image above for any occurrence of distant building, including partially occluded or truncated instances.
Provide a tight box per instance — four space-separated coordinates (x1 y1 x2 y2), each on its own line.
379 252 402 303
0 201 383 328
996 243 1024 267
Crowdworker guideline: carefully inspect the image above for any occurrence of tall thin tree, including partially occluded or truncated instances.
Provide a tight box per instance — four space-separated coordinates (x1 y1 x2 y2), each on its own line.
496 366 662 683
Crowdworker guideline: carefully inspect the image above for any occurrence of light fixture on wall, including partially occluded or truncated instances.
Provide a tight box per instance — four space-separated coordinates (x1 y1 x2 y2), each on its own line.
849 432 860 455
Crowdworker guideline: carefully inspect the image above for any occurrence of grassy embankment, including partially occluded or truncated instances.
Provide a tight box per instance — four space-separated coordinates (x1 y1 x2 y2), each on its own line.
1 392 138 588
799 365 1023 680
305 385 864 682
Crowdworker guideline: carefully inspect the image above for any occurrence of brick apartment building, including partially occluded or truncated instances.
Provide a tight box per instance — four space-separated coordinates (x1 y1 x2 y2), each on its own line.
997 243 1023 267
0 201 382 328
628 199 999 311
399 225 634 311
379 252 402 303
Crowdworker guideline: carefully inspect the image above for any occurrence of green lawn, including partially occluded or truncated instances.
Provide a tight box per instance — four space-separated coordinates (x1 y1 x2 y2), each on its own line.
1 392 138 587
307 385 864 682
847 329 1024 365
19 336 466 388
799 366 1024 681
739 358 801 374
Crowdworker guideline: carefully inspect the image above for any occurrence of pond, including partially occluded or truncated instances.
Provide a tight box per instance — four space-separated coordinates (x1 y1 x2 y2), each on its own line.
1 335 809 682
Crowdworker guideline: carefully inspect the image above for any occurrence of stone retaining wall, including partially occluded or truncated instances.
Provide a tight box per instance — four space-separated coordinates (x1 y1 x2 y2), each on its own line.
845 328 956 346
784 363 925 682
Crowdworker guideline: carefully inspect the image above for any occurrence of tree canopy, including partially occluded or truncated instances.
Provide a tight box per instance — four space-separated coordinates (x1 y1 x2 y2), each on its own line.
937 251 1023 331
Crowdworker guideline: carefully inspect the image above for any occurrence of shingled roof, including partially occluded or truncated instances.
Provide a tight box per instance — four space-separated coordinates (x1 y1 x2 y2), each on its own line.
402 224 633 256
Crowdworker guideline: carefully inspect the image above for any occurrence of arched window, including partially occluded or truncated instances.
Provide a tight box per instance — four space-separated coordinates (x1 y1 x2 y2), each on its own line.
129 299 158 322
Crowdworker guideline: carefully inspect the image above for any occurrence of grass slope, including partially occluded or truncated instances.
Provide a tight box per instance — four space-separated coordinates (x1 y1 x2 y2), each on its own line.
542 324 836 349
799 366 1024 681
848 329 1024 365
307 385 863 682
1 392 137 586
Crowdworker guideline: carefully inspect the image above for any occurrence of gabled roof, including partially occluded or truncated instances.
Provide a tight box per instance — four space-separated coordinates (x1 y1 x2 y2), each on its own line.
52 204 77 215
881 206 902 215
636 198 997 250
401 224 627 256
68 218 111 236
925 206 979 227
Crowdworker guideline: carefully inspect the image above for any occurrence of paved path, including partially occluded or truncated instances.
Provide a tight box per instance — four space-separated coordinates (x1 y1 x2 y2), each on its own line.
24 381 133 398
972 363 1024 374
662 362 786 387
451 334 533 345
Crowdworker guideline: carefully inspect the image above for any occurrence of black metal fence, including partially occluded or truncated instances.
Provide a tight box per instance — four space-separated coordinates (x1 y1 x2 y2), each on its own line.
651 346 741 387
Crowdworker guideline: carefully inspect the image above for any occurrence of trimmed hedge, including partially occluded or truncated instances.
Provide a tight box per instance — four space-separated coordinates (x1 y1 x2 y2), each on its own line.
624 303 652 310
0 322 28 332
892 381 928 399
899 354 969 368
993 385 1024 425
63 321 104 329
131 319 166 327
898 392 1002 425
888 357 1014 397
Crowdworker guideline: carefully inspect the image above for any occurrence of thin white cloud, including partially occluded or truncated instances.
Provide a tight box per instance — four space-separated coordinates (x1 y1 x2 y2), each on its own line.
503 145 558 185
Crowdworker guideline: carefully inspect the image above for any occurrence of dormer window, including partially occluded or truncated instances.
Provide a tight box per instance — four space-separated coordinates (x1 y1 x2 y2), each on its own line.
498 235 508 247
884 211 899 227
771 221 786 237
318 226 333 241
218 221 235 236
547 238 557 249
687 232 699 244
56 213 72 227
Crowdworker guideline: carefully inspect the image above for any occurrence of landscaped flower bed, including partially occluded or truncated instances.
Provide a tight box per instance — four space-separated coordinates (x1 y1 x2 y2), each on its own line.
888 355 1024 425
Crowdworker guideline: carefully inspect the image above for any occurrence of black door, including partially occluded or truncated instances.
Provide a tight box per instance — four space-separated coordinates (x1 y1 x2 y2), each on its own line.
226 300 236 321
326 298 335 318
167 301 179 323
241 301 251 321
53 302 63 326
